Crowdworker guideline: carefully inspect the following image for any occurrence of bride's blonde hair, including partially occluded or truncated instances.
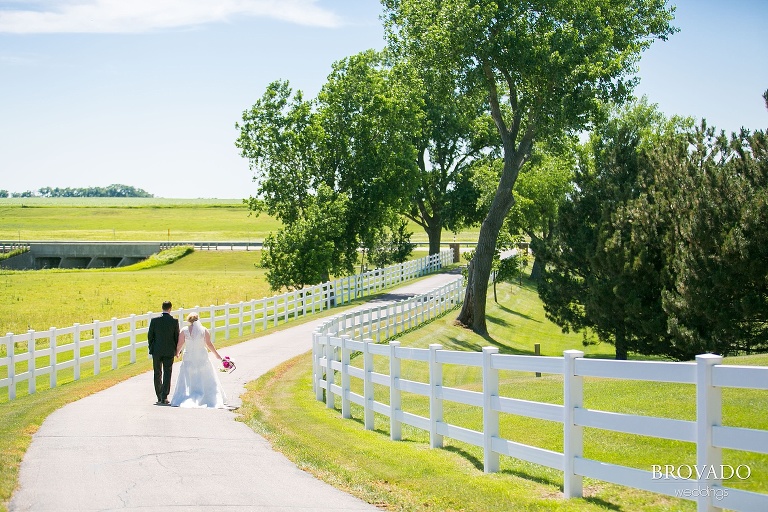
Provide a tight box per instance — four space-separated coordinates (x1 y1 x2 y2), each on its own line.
186 313 199 323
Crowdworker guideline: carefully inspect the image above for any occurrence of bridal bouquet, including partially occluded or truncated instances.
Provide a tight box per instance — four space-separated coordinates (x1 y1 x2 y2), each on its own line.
220 356 237 373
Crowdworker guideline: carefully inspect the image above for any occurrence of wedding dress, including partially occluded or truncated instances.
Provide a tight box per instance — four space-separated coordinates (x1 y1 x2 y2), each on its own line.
170 323 227 408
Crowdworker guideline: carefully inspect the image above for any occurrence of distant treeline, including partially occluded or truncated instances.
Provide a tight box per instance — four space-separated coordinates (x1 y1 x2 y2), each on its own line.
1 184 154 198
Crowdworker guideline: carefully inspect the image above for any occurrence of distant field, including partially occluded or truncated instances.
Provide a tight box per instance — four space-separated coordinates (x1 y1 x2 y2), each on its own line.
0 197 480 243
1 250 269 335
0 197 277 241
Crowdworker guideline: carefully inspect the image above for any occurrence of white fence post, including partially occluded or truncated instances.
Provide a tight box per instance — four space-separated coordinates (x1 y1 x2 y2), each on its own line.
238 302 244 337
563 349 584 498
7 333 16 400
27 330 35 395
326 335 337 411
312 333 322 400
93 321 101 376
363 338 374 431
49 327 57 389
261 299 268 331
129 314 137 363
209 305 216 344
340 335 351 419
111 317 118 370
73 323 81 381
483 346 500 473
390 340 402 441
429 343 444 449
224 303 231 339
696 353 723 512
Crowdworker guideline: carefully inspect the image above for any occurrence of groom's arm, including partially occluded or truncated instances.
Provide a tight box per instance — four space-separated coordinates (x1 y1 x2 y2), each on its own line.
147 319 156 355
172 320 180 350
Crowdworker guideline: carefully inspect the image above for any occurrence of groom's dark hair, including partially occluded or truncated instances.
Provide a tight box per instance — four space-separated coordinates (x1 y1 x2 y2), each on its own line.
162 301 172 311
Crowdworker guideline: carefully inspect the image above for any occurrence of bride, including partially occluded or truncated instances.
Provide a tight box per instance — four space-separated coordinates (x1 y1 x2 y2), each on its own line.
170 313 228 408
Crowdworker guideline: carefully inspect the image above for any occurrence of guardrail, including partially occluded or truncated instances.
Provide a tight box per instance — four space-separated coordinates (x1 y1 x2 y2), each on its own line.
313 295 768 511
0 249 454 401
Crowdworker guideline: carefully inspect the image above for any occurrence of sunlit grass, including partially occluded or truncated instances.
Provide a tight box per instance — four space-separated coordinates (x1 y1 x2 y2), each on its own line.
0 197 479 243
240 278 768 511
0 250 269 335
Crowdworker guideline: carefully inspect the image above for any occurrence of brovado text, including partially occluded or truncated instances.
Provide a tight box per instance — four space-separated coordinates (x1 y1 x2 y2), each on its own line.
652 464 752 480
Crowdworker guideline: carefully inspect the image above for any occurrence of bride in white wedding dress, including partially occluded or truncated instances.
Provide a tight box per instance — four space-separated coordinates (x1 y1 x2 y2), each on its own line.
170 313 228 408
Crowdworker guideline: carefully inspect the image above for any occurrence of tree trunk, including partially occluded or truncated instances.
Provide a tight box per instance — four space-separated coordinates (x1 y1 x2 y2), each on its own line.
530 256 543 281
615 328 628 360
426 222 442 255
456 64 536 333
457 257 475 323
457 205 510 334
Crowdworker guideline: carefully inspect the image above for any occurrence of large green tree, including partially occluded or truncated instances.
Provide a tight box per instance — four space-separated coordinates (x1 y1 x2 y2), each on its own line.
649 122 768 358
406 61 495 254
539 100 680 359
236 50 422 289
540 95 768 360
505 143 576 280
383 0 676 334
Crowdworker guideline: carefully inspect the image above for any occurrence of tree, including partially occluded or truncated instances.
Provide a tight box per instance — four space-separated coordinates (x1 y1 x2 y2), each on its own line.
538 100 679 359
505 143 576 280
649 122 768 358
236 51 422 290
259 185 353 290
540 93 768 360
405 61 495 254
383 0 677 334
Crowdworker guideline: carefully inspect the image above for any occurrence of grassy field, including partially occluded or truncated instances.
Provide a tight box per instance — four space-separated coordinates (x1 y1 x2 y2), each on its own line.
0 198 277 241
239 278 768 512
0 197 480 243
3 199 765 511
0 250 269 335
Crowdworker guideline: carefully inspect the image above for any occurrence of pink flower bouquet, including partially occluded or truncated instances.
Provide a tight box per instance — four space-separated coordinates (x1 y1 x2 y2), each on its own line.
220 356 236 373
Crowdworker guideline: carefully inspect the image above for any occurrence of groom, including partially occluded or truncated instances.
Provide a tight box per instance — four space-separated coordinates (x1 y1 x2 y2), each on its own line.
147 300 180 405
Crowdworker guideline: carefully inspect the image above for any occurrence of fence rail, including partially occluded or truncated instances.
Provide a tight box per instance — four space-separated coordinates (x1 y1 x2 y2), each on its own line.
0 250 454 401
312 283 768 512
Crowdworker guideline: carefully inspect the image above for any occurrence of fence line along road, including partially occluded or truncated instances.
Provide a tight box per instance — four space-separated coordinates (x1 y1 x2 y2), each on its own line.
0 250 454 401
313 282 768 512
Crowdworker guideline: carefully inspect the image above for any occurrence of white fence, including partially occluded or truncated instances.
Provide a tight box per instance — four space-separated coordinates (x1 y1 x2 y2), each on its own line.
312 284 768 512
0 249 454 401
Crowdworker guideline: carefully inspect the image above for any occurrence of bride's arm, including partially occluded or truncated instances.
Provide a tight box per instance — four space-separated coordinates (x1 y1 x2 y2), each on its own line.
175 331 186 357
204 329 222 360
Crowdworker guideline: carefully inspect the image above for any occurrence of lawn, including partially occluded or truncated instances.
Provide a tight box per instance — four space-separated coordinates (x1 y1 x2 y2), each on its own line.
0 198 276 241
0 250 269 335
238 277 768 512
0 197 480 243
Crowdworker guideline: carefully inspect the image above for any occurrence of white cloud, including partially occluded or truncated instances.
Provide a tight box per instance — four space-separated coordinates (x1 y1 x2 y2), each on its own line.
0 0 343 33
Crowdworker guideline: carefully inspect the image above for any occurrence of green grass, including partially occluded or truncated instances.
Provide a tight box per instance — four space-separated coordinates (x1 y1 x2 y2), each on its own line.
0 264 443 512
0 308 344 512
239 277 768 511
0 197 480 243
0 250 270 335
0 198 279 241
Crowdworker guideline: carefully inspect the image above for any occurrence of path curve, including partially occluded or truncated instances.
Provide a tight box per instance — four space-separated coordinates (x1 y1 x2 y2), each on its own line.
10 272 461 512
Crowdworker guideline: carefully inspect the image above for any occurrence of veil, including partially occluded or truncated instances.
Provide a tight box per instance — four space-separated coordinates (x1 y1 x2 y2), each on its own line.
188 316 206 339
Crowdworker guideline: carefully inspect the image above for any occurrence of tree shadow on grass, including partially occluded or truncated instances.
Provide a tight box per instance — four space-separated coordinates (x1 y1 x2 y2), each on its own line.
330 406 623 510
495 303 540 323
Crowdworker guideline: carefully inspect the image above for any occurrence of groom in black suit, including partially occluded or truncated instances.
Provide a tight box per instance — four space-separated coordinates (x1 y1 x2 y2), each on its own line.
148 301 180 405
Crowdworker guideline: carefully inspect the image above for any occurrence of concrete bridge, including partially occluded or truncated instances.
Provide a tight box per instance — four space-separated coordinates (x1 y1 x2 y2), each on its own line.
0 242 162 270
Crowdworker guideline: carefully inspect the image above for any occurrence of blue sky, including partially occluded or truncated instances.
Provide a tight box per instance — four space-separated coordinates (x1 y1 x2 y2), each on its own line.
1 0 766 199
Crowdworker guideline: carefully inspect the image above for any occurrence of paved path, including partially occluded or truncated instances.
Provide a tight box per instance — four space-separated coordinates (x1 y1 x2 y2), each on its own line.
10 272 461 512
